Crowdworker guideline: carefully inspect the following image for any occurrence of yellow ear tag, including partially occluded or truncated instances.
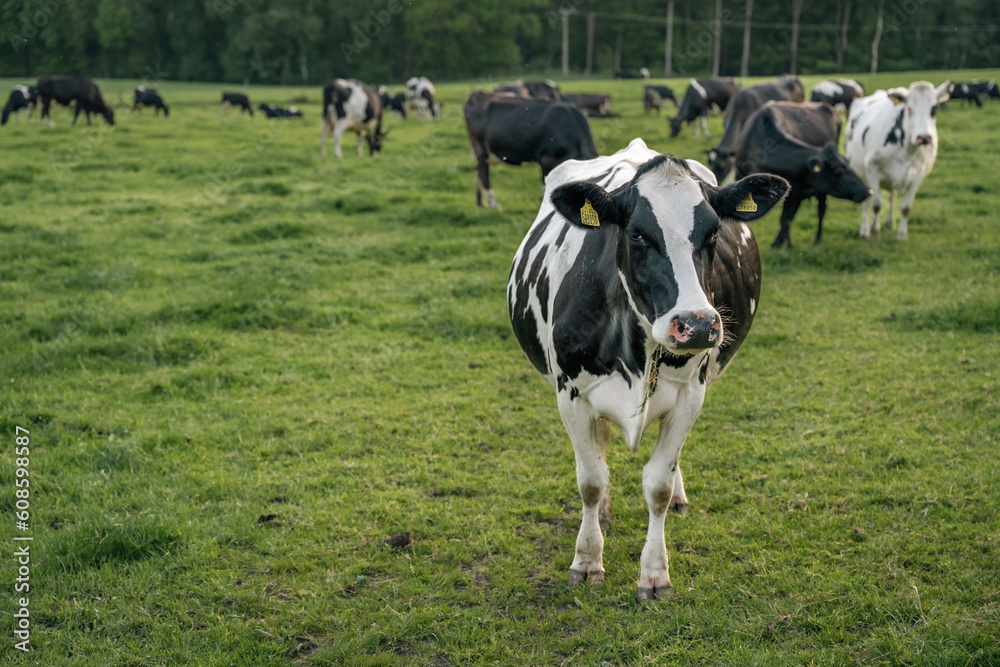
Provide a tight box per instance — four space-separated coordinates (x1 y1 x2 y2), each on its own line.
580 199 600 227
812 163 821 173
735 193 758 213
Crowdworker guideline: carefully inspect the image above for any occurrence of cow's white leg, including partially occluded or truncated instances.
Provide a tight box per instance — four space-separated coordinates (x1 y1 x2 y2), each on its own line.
897 179 924 241
669 463 688 514
862 169 882 238
637 384 705 602
356 132 364 156
884 191 895 231
332 124 347 159
559 396 609 587
701 115 711 139
693 121 701 140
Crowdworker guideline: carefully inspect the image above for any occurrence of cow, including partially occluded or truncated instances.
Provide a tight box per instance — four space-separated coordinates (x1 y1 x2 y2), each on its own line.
378 87 407 119
735 102 871 248
643 85 677 115
221 92 253 115
495 80 562 101
132 86 169 116
36 75 114 127
1 85 37 125
707 75 804 182
945 82 984 108
508 138 789 601
810 79 865 112
405 76 439 119
259 104 302 118
562 93 614 117
320 79 385 158
845 81 953 240
614 68 650 79
464 92 598 209
669 77 740 139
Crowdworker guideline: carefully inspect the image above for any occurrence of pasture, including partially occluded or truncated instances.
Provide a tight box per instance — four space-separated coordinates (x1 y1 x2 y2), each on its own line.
1 70 998 665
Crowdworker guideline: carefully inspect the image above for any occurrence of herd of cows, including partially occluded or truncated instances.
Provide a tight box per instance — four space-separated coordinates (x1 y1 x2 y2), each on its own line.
1 68 995 601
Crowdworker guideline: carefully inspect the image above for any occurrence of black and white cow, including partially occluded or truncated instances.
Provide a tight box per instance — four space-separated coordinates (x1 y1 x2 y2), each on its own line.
1 85 37 125
669 77 740 139
464 92 597 209
133 86 169 116
845 81 953 240
945 81 985 108
259 104 302 118
508 138 789 601
614 68 650 79
809 78 865 112
643 85 677 115
562 93 614 117
735 101 871 248
320 79 385 158
221 92 253 115
495 80 563 102
37 75 114 127
405 76 439 119
707 76 804 182
378 87 407 119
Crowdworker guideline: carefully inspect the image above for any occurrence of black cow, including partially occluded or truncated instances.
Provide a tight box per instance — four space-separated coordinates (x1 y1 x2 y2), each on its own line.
707 75 804 182
1 85 37 125
945 82 988 108
735 101 870 249
378 87 407 119
221 92 253 115
643 85 677 114
669 77 740 138
259 104 302 118
508 139 789 601
133 86 169 116
562 93 614 117
36 75 114 127
464 92 598 209
320 79 385 158
810 79 865 111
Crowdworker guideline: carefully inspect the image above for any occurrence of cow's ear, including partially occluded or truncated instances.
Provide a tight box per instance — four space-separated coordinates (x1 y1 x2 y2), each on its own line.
888 88 908 105
709 173 790 223
806 155 823 173
551 182 626 229
935 80 954 104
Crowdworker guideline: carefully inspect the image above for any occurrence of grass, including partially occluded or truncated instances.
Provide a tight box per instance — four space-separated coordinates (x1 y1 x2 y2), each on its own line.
0 69 998 665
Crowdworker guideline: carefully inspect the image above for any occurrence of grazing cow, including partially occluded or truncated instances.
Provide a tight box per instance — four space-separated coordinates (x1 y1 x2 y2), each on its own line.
614 68 650 79
495 80 562 101
562 93 614 117
259 104 302 118
669 77 740 138
508 138 789 601
810 79 865 111
1 85 37 125
845 81 953 240
464 92 597 209
643 85 677 114
405 76 439 119
221 92 253 115
132 86 169 116
36 75 114 127
945 82 984 108
735 102 871 248
979 80 1000 101
320 79 385 158
707 76 804 182
378 87 407 119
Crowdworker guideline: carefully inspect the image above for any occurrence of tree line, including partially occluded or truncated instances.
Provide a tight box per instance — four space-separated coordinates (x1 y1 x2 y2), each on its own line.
1 0 997 86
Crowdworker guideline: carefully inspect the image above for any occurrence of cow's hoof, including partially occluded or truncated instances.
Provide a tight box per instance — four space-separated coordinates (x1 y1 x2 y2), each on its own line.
569 568 604 587
636 583 674 603
669 499 689 516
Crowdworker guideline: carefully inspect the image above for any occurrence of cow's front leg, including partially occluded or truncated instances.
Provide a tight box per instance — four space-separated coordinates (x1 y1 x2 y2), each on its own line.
700 114 711 139
861 174 882 238
638 384 705 602
332 125 346 159
559 397 609 587
896 179 924 241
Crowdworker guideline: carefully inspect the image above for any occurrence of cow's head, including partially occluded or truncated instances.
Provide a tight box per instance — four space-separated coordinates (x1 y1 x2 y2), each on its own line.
805 144 871 203
707 147 736 183
102 100 115 125
668 116 684 138
368 127 388 156
889 80 952 147
551 155 789 355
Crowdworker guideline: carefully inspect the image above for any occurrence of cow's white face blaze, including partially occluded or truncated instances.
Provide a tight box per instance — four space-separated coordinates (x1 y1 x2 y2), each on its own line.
550 155 790 356
892 81 953 148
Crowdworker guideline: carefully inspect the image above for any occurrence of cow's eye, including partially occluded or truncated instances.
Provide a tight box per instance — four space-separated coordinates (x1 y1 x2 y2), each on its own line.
706 229 719 248
930 106 937 118
629 228 645 244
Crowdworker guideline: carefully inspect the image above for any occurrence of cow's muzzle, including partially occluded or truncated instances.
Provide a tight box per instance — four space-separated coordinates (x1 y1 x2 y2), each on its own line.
665 310 722 352
914 134 933 146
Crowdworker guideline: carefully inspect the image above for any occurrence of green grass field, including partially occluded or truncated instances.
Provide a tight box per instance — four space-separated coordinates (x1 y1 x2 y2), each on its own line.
1 70 998 665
